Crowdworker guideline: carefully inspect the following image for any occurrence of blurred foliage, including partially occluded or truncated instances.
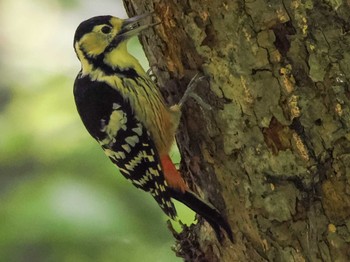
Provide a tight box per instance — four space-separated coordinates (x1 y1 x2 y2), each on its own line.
0 0 194 261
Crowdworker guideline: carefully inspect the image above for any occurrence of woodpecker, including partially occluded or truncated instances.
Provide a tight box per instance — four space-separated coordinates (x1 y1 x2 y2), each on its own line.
73 14 233 242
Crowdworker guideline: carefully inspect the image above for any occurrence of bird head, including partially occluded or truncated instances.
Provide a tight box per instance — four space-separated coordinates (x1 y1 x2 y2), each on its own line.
74 14 158 62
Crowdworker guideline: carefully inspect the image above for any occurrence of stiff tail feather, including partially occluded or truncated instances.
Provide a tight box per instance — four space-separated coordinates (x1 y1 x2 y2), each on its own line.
168 188 234 242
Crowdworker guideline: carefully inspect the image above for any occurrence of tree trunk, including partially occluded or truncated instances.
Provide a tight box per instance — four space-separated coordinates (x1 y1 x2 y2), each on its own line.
123 0 350 261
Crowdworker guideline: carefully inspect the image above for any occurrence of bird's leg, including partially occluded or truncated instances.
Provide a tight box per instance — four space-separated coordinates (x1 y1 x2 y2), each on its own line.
178 73 212 110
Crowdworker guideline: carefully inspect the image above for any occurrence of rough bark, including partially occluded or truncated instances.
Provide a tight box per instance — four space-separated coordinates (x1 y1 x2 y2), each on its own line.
123 0 350 261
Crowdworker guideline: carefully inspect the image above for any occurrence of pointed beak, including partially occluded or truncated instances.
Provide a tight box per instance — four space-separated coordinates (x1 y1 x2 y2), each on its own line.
118 13 161 39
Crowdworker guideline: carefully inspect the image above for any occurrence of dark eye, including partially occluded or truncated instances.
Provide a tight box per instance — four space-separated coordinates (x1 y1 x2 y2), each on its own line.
101 26 112 34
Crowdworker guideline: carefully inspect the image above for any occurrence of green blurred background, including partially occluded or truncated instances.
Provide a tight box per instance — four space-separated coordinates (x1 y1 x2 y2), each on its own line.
0 0 194 261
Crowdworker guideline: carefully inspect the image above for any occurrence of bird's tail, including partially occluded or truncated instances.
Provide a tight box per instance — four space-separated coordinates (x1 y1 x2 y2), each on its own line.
169 188 234 242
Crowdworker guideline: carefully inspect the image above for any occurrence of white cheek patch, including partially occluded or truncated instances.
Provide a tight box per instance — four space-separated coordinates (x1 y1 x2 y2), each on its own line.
80 30 110 57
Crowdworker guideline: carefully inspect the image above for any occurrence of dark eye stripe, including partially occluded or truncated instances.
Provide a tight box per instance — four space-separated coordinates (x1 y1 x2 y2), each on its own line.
101 25 112 34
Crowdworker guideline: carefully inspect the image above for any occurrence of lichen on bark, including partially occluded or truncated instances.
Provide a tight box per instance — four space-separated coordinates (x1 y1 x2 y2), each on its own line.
124 0 350 261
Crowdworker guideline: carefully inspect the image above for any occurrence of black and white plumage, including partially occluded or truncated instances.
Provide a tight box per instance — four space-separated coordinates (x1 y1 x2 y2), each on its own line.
74 73 176 218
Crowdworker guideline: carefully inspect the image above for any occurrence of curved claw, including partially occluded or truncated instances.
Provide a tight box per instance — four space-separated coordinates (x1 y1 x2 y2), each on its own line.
178 73 212 109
